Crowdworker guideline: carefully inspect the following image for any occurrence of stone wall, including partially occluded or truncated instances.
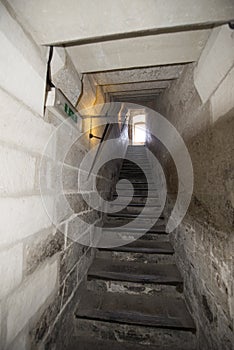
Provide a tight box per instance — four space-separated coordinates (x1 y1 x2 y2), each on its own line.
146 25 234 350
0 3 125 349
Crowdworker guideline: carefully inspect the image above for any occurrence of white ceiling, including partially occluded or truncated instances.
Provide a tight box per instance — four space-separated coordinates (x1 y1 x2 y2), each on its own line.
8 0 234 45
67 29 211 73
7 0 234 104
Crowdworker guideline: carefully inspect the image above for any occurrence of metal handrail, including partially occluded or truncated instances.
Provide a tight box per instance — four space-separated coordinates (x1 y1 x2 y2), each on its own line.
86 113 129 180
87 122 110 179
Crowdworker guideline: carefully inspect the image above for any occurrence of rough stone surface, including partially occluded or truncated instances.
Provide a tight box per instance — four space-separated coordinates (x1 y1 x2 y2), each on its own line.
0 3 113 349
148 62 234 349
6 259 58 344
211 66 234 122
194 25 234 103
51 47 82 106
75 319 197 350
0 244 23 299
24 229 64 276
92 65 185 86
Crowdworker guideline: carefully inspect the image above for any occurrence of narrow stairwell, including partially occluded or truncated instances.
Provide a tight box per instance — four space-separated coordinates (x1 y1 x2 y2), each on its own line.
69 145 197 349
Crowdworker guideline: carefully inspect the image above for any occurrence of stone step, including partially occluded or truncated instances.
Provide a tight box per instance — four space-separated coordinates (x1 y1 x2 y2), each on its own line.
118 180 153 185
114 189 158 196
112 195 160 204
109 201 160 207
121 167 151 172
126 146 146 154
119 176 153 182
102 227 169 241
75 291 196 333
120 166 149 170
66 335 188 350
120 177 152 181
96 250 175 265
87 278 180 298
105 217 164 229
121 161 149 164
121 163 150 167
122 163 150 168
116 182 155 191
126 149 147 152
103 221 166 232
107 205 162 216
122 160 150 165
99 239 174 254
119 176 152 181
124 155 149 157
75 319 196 350
124 154 148 157
121 160 148 164
107 212 164 219
88 259 181 286
117 181 154 185
125 155 148 157
125 152 147 154
120 171 151 175
96 239 174 264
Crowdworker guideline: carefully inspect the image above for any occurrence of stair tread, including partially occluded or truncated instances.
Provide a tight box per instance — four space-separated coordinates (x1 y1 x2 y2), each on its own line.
103 224 166 232
88 258 182 284
66 336 168 350
110 203 160 207
99 239 173 254
115 187 157 190
107 213 163 219
67 336 189 350
113 194 158 197
75 290 195 331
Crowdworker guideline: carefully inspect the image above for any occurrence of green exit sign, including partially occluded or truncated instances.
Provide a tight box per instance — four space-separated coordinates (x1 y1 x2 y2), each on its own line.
64 103 77 123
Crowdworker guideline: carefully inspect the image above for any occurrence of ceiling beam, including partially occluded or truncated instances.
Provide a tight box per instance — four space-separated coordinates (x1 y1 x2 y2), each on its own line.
9 0 234 45
111 92 162 100
91 66 185 85
109 88 165 96
67 29 211 73
103 81 170 93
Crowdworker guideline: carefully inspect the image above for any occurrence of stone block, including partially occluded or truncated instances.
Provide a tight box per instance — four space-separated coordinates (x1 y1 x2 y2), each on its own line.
25 229 64 275
194 25 234 103
0 244 23 299
62 165 78 192
0 145 36 195
65 193 89 213
55 194 73 224
30 291 61 346
0 3 47 116
0 196 53 246
51 47 81 106
211 66 234 122
7 329 29 350
64 142 86 168
89 191 101 210
60 266 77 308
77 248 93 283
60 242 87 283
55 122 81 164
0 87 54 155
78 170 94 192
6 258 58 344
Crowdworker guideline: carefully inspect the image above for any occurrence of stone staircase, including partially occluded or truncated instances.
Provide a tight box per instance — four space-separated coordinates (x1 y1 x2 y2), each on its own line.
68 145 197 350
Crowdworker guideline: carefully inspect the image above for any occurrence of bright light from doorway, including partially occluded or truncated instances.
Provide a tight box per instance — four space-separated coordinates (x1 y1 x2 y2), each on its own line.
134 123 146 144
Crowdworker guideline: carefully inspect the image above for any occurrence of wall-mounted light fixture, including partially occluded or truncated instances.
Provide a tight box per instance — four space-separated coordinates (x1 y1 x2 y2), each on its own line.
89 133 102 140
229 21 234 29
